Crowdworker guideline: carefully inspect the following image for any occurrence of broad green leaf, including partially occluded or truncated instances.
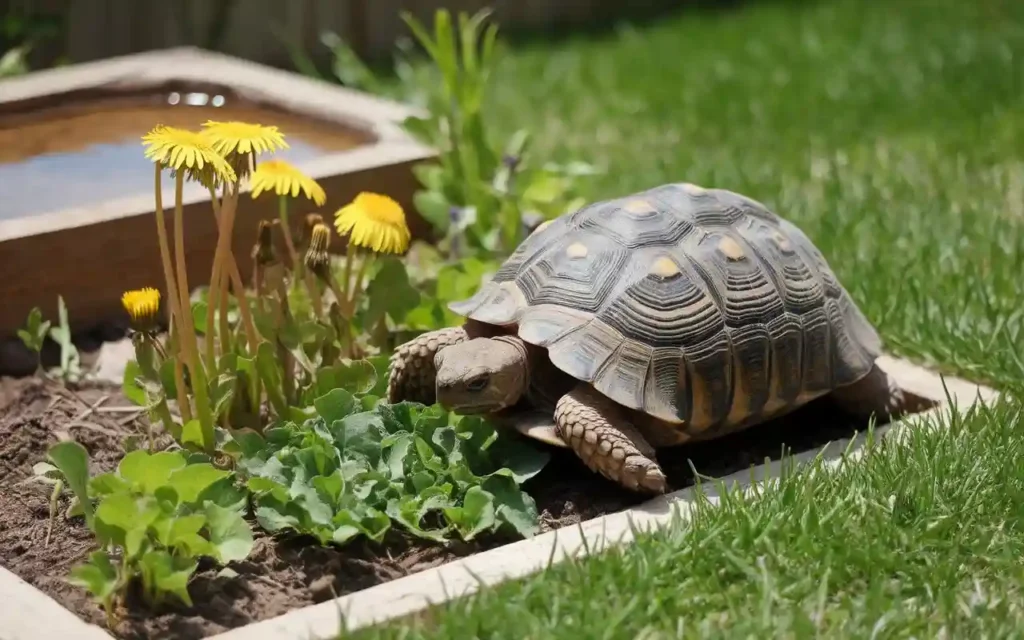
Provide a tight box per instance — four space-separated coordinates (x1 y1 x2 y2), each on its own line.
205 504 254 563
197 476 249 512
209 371 237 420
413 404 450 442
415 436 445 473
124 525 150 559
47 441 94 528
230 430 267 458
431 426 459 458
447 485 496 540
411 470 437 494
139 550 197 606
366 258 421 326
386 493 452 542
236 355 260 412
490 433 551 484
191 300 209 336
378 402 414 434
482 474 540 538
167 463 232 505
255 498 305 533
181 419 207 450
365 356 391 396
89 472 130 497
68 552 119 603
333 412 386 465
256 341 288 417
159 357 179 399
386 433 415 480
153 514 211 558
95 493 161 547
122 359 147 406
413 189 451 231
118 450 187 495
288 476 334 527
247 477 290 502
314 388 356 425
312 471 345 507
318 359 379 397
332 524 361 545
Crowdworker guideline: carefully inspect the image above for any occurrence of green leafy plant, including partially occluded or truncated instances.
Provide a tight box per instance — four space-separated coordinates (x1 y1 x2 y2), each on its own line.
16 307 50 375
232 370 549 545
399 9 599 258
16 297 82 382
45 441 252 626
304 9 598 261
49 295 82 383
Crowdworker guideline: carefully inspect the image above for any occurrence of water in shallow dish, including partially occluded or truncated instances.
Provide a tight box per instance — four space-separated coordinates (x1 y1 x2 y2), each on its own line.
0 90 367 221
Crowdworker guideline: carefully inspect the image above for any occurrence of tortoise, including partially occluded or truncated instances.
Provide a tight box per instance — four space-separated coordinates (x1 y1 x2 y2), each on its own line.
386 182 906 494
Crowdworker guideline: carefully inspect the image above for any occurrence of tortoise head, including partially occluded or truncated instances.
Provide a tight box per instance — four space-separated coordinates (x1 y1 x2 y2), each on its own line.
434 337 529 414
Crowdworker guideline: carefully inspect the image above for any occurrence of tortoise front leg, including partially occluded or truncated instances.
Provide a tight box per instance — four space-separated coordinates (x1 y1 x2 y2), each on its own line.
554 384 668 494
387 326 468 405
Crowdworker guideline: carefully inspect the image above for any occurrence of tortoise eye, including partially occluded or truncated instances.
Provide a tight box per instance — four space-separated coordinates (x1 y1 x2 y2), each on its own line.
466 376 489 392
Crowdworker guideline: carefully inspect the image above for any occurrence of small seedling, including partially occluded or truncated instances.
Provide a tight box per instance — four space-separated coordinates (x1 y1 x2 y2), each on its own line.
48 295 82 383
16 307 50 375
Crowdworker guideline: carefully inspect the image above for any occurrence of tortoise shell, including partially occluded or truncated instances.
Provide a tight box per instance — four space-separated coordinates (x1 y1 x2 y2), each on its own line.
448 182 882 434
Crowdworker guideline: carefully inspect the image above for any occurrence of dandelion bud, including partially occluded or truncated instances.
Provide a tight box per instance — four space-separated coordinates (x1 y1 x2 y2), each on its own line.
305 223 332 277
252 219 278 266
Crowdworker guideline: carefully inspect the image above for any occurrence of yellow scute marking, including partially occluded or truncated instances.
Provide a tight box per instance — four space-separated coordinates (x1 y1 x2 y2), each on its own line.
649 256 680 278
773 232 793 252
718 236 745 261
565 242 588 259
623 199 652 214
681 182 706 195
532 220 553 235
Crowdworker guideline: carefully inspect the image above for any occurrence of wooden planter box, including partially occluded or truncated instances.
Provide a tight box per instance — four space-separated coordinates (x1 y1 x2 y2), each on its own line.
0 355 999 639
0 46 435 351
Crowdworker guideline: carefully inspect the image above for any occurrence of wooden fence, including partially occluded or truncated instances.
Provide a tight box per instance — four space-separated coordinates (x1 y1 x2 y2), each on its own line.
2 0 681 70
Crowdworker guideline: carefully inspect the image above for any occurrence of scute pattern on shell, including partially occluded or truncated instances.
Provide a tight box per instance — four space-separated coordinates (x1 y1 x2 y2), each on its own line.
448 182 882 432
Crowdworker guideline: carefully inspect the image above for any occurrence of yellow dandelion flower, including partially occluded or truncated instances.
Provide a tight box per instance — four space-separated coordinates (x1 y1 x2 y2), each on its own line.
333 192 411 255
142 125 236 187
249 159 326 205
304 223 332 276
121 287 161 331
201 120 288 156
201 121 288 178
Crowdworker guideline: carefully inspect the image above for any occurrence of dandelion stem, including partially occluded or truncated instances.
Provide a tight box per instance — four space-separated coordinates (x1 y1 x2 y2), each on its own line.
173 172 215 453
153 164 191 423
339 245 356 315
278 195 299 269
347 250 374 314
205 187 224 369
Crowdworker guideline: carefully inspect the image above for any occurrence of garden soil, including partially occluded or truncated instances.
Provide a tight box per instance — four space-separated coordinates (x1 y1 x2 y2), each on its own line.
0 375 924 639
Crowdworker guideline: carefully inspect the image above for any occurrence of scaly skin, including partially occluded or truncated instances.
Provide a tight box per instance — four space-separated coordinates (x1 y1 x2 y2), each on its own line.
554 385 668 494
387 326 468 405
830 363 909 422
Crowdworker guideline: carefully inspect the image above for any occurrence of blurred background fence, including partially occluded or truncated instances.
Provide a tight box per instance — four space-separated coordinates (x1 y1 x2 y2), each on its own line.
1 0 686 71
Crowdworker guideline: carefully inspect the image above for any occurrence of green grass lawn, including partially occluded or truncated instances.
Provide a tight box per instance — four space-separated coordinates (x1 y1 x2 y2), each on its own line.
351 0 1024 636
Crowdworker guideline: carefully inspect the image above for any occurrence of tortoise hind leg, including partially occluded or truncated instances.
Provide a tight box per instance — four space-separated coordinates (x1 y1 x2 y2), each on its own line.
387 326 468 405
830 362 907 423
554 384 668 494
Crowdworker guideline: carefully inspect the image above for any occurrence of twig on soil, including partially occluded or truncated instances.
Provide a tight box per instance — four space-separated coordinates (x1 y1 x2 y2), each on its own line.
96 406 148 414
69 394 110 423
67 421 121 437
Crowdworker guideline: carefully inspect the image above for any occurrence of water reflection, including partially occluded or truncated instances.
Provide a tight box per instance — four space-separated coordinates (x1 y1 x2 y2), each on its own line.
0 92 363 221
